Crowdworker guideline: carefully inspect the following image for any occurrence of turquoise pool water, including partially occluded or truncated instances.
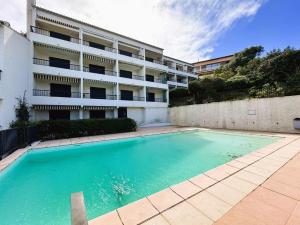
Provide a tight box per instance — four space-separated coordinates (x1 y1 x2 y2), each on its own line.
0 130 279 225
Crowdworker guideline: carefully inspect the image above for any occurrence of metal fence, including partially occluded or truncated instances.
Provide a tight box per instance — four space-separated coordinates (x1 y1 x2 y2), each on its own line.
0 126 37 160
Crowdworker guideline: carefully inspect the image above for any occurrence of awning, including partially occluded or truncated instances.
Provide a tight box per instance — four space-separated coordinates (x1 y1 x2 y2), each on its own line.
33 42 79 54
83 78 116 85
83 54 114 64
83 106 116 110
34 73 80 83
33 105 81 110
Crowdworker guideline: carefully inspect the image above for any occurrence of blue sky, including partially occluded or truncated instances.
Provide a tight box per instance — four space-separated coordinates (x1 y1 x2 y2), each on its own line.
211 0 300 58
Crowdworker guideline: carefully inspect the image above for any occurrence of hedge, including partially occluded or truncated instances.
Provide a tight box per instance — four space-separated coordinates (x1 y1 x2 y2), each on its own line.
36 118 137 140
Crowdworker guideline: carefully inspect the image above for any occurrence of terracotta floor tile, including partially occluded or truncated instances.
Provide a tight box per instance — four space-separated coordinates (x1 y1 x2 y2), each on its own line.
286 215 300 225
162 202 213 225
226 160 248 169
221 176 257 194
189 174 218 189
206 182 247 205
292 202 300 217
262 179 300 200
270 168 300 189
249 187 297 213
234 170 266 185
89 211 123 225
237 197 290 225
148 188 183 212
188 191 232 221
117 198 159 225
140 215 170 225
170 180 201 199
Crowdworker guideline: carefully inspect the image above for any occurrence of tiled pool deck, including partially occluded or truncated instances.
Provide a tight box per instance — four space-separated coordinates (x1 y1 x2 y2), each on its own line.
0 126 299 225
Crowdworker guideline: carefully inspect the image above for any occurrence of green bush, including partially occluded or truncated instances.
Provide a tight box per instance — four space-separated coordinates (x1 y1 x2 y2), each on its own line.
36 118 137 140
169 88 189 98
225 75 249 90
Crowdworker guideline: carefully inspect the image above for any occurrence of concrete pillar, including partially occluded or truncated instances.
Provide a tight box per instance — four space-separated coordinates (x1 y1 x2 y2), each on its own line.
79 109 83 119
26 0 36 35
71 192 88 225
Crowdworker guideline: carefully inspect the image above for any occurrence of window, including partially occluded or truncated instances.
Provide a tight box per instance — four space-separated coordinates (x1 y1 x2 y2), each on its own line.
49 57 70 69
119 50 132 57
49 110 70 120
50 31 70 41
90 87 106 99
120 70 132 79
90 110 105 119
89 64 105 74
50 83 71 97
89 41 105 50
147 92 155 102
145 57 154 62
120 90 133 100
146 74 154 82
118 107 127 118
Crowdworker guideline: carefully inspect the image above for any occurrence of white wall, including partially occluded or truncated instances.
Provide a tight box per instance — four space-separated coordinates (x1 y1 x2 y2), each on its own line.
127 107 144 125
170 95 300 134
0 25 30 130
144 107 169 124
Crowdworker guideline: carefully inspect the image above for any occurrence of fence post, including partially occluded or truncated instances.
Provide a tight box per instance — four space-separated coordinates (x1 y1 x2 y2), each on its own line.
71 192 88 225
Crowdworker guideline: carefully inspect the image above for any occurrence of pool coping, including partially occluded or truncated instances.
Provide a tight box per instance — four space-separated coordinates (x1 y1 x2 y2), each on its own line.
0 126 299 225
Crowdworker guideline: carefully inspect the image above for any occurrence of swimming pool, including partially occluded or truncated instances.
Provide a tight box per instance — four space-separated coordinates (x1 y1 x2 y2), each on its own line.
0 130 280 225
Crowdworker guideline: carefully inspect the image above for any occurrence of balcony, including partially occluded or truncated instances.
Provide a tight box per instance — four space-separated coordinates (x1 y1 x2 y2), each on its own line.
33 89 81 98
83 40 117 53
83 93 117 100
146 97 167 103
31 26 80 44
33 58 80 71
83 66 117 76
119 96 145 101
118 50 144 60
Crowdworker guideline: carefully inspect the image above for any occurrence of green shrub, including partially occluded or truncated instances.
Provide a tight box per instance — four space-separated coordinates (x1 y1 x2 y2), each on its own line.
225 76 249 90
36 118 137 140
169 88 189 98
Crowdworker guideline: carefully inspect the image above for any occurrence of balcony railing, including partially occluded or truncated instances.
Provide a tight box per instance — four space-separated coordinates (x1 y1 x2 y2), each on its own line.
82 40 117 53
33 58 81 71
118 50 144 60
33 89 81 98
83 93 117 100
145 58 163 65
30 26 81 44
119 74 144 81
119 96 145 101
146 77 167 84
83 67 117 76
146 98 167 103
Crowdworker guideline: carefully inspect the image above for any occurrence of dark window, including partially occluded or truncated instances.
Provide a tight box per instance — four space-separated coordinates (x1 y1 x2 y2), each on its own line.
49 110 70 120
119 50 132 57
90 87 106 99
89 64 105 74
49 57 70 69
50 83 71 97
89 41 105 50
90 110 106 119
145 57 154 62
118 107 127 118
146 74 154 82
49 31 70 41
177 76 183 83
120 90 133 100
120 70 132 79
147 92 155 102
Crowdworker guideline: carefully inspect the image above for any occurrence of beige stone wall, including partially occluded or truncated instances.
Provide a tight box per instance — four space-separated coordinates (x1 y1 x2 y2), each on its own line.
170 95 300 133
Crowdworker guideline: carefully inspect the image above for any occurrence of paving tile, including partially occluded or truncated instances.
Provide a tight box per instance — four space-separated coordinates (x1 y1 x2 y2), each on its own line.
140 215 170 225
250 187 297 213
270 167 300 189
244 165 274 177
89 211 122 225
234 170 267 185
148 188 183 212
292 202 300 217
226 160 248 169
252 158 285 172
188 191 232 222
221 176 257 194
117 198 159 225
170 180 201 199
189 174 218 189
204 164 238 181
206 182 247 205
262 179 300 200
235 155 259 164
162 201 213 225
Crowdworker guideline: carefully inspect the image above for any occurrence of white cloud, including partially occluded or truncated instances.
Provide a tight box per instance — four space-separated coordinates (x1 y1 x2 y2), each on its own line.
0 0 266 62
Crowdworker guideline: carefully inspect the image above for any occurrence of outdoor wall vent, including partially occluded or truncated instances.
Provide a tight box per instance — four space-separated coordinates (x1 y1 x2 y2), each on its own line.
293 118 300 129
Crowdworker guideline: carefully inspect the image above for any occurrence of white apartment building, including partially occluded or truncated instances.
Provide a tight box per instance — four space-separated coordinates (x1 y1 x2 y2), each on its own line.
0 0 197 129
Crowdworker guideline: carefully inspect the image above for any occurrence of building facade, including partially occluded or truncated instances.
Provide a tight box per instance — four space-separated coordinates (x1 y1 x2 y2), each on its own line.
0 0 197 129
194 55 233 78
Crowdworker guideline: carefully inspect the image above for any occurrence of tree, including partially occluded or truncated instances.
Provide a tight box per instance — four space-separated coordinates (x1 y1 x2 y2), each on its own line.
10 92 31 128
